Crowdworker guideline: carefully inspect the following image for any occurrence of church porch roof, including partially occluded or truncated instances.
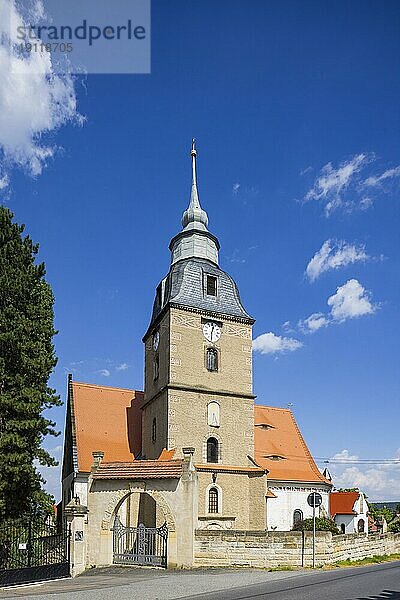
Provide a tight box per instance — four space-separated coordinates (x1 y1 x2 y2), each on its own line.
92 460 183 480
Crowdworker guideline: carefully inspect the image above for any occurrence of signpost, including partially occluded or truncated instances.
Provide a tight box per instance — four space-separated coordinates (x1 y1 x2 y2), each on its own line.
307 492 322 568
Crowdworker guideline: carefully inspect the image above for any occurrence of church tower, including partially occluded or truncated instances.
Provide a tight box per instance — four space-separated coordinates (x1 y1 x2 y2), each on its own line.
142 141 266 530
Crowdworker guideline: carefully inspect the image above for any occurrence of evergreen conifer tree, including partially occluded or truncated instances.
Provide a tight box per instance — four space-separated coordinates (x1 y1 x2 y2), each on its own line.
0 207 61 519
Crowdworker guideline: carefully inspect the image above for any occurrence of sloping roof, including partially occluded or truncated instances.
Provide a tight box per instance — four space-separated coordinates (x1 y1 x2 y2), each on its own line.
146 258 254 336
330 491 359 516
92 460 183 480
254 405 330 485
70 381 143 473
159 448 176 461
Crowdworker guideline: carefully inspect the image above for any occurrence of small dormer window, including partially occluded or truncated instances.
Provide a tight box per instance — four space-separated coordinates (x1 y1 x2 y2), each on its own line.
264 454 285 461
206 275 217 297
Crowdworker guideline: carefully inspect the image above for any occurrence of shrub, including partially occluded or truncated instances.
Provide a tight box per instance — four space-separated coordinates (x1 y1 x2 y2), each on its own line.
292 517 339 534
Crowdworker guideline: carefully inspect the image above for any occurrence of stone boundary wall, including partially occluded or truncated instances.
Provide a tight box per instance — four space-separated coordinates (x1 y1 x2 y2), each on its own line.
194 530 400 568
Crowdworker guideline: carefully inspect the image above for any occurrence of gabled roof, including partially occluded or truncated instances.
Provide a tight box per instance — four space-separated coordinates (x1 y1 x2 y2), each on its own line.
67 379 143 473
330 491 359 516
92 460 183 480
254 405 331 485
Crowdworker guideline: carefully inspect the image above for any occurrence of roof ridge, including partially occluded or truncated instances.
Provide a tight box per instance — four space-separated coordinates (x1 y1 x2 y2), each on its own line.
99 459 183 466
73 381 143 394
255 404 291 412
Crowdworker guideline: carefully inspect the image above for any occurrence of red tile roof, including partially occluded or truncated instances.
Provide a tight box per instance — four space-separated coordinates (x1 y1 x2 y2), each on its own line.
254 405 330 485
330 491 359 516
92 460 183 480
159 448 176 461
71 381 143 472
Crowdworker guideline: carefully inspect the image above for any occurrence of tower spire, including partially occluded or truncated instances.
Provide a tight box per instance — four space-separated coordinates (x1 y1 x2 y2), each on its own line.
190 138 199 207
182 139 208 230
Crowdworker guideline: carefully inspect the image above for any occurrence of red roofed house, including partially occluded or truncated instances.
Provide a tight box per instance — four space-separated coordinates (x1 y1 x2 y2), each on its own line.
330 491 368 534
61 143 332 573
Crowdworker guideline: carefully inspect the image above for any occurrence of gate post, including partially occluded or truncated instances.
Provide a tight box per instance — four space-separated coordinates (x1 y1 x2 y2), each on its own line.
65 497 89 577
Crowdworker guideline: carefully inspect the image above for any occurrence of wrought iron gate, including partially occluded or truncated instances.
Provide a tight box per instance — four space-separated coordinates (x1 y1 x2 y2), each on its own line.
112 517 168 567
0 519 70 587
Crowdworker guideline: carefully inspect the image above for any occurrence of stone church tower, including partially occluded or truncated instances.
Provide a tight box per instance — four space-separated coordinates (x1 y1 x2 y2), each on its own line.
142 141 266 529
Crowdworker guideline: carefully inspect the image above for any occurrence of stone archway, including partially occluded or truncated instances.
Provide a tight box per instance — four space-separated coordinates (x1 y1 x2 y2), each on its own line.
93 485 178 568
102 487 176 532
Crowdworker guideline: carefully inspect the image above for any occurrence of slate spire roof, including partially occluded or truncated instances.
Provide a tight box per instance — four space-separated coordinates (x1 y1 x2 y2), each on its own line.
181 139 209 231
169 140 220 267
145 141 254 335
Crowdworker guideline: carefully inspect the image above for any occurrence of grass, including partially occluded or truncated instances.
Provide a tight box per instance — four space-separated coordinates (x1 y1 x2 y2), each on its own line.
330 553 400 568
268 565 299 572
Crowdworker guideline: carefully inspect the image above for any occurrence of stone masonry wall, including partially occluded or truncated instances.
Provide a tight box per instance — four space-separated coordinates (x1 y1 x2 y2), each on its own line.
194 530 400 568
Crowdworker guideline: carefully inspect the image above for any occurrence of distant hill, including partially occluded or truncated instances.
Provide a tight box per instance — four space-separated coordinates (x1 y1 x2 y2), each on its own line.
370 502 400 512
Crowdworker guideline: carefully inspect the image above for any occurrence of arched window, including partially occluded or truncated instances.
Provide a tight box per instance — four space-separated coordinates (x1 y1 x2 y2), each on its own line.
152 418 156 443
206 347 218 372
358 519 365 533
293 509 303 527
207 437 219 463
341 523 345 534
208 487 219 513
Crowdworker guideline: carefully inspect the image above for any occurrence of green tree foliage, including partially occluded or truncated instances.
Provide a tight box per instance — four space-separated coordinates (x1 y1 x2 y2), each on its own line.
388 520 400 533
0 207 61 519
368 503 395 524
293 517 340 534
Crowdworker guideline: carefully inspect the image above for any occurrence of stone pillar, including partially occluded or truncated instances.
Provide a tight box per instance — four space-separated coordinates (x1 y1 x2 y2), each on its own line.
173 447 198 568
64 497 89 577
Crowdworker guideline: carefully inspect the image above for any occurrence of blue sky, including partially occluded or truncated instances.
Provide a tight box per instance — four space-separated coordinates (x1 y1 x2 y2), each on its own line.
1 0 400 501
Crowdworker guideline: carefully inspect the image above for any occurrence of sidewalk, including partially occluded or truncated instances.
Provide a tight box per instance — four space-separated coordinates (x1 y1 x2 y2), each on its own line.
0 566 312 600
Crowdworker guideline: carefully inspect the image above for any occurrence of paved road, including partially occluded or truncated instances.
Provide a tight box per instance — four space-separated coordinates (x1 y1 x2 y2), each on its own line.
183 562 400 599
0 562 399 600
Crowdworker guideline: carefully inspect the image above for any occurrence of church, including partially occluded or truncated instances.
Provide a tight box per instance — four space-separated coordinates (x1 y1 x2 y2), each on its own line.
62 142 331 572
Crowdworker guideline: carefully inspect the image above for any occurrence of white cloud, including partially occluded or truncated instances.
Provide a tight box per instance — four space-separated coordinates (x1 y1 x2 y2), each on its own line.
305 154 369 216
364 166 400 187
116 362 129 371
298 280 378 335
299 312 330 334
327 279 377 322
0 0 83 181
0 173 9 189
97 369 110 377
253 332 303 355
332 449 359 462
232 182 240 195
300 166 313 176
306 239 369 282
324 449 400 501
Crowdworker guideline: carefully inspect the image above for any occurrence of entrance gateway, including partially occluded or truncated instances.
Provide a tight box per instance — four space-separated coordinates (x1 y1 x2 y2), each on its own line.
112 517 168 567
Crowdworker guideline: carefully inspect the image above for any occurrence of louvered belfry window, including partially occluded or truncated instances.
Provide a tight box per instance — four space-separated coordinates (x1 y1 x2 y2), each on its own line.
207 437 219 463
206 347 218 372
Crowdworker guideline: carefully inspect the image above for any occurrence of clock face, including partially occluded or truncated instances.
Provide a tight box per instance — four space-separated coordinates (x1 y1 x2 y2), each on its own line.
203 321 221 343
153 331 160 351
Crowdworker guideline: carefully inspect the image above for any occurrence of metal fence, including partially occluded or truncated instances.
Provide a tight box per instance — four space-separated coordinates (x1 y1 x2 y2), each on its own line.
0 518 70 587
